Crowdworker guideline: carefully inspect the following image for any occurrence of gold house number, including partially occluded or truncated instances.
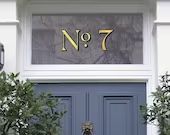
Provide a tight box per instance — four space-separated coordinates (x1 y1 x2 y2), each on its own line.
62 29 113 51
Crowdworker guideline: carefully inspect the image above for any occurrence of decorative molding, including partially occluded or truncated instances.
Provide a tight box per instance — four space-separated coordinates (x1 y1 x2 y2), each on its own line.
0 19 19 25
20 3 152 76
29 0 145 5
154 20 170 25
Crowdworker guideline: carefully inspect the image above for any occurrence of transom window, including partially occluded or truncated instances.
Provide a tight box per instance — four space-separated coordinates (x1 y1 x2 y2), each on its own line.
32 14 143 64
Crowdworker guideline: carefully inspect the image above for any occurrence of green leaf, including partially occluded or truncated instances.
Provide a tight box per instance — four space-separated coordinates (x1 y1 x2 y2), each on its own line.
0 71 66 135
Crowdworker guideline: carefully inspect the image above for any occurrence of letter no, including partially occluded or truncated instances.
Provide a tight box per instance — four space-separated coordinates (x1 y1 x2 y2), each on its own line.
62 30 80 51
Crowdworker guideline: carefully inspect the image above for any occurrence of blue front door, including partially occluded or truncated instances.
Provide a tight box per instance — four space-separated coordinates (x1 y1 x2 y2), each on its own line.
35 83 146 135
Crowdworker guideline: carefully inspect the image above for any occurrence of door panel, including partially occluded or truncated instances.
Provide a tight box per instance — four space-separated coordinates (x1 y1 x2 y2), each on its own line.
35 84 86 135
89 83 146 135
35 83 146 135
57 97 72 135
104 97 133 135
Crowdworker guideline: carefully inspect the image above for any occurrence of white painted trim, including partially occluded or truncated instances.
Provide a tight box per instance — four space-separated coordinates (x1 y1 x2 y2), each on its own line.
18 3 155 88
28 3 145 14
154 20 170 25
0 19 19 25
23 65 152 71
29 0 145 5
23 75 152 84
18 2 157 134
21 3 152 73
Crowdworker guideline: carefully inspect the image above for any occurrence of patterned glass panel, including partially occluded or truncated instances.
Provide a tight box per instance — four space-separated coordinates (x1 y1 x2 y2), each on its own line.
32 14 143 64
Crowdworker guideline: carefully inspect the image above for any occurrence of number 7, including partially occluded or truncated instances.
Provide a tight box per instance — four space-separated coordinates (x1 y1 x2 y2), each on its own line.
99 30 113 51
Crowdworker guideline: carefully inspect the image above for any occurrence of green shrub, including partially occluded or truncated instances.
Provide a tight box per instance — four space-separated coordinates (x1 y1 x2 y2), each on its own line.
0 72 65 135
141 72 170 135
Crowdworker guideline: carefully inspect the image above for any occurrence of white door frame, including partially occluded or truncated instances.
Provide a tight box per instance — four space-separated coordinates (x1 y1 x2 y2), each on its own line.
17 1 158 134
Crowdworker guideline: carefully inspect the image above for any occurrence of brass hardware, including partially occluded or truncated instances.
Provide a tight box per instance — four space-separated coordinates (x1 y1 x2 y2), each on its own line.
82 121 93 135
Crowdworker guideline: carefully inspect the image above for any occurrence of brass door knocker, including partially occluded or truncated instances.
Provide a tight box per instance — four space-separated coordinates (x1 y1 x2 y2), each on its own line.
82 121 93 135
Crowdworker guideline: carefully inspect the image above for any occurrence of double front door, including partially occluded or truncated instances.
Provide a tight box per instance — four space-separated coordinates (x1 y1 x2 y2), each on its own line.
35 83 146 135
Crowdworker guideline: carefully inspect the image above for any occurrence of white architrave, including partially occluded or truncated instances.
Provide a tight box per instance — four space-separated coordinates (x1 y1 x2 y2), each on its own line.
155 0 170 75
20 2 153 79
18 0 157 134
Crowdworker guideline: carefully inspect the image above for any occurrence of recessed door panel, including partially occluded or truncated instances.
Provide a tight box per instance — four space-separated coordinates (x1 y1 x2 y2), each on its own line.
104 97 133 135
35 84 86 135
89 83 146 135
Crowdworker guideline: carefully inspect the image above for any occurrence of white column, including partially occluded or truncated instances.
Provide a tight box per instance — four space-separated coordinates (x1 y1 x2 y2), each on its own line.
149 1 170 135
0 0 18 73
155 0 170 75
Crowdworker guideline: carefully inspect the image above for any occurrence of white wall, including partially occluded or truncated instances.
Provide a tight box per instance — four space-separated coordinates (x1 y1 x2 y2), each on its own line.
0 0 18 73
156 0 170 75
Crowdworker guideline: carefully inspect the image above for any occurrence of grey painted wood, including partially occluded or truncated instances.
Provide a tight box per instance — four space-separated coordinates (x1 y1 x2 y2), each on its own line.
103 97 133 135
35 84 86 135
35 83 146 135
89 83 146 135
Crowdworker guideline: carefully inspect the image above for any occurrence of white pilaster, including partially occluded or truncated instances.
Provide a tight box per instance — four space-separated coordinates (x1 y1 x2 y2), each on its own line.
155 0 170 75
0 0 18 73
